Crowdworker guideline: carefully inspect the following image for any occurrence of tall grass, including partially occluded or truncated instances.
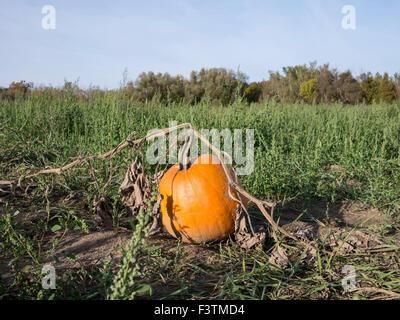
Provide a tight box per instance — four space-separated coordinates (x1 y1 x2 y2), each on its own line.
1 95 399 213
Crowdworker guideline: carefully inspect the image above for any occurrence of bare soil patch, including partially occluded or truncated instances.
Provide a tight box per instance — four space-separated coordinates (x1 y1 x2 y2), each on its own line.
1 196 398 293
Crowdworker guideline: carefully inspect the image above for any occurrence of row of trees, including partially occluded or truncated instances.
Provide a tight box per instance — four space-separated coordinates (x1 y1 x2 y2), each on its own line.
1 63 399 105
260 62 399 104
121 68 248 105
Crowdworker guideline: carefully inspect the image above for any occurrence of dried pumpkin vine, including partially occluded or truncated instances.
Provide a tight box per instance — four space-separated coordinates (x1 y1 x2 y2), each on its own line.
1 122 318 264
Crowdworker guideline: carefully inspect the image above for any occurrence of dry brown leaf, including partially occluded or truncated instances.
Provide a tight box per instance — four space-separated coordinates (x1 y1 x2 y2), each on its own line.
300 247 317 265
148 196 164 236
234 205 267 249
92 196 113 229
323 229 385 254
118 157 152 216
268 245 290 268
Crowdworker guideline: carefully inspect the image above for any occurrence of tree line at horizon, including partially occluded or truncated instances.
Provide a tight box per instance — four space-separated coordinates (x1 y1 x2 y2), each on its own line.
1 62 399 105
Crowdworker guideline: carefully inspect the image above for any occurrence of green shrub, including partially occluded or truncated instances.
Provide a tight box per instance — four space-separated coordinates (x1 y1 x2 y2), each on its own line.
244 82 262 103
379 73 397 103
299 78 317 103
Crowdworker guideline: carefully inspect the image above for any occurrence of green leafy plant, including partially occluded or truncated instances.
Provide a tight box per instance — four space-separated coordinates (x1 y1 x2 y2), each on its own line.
107 198 155 300
299 79 318 103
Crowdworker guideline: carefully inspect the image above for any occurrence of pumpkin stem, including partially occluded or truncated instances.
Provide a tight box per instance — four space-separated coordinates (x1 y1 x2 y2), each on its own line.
178 129 194 171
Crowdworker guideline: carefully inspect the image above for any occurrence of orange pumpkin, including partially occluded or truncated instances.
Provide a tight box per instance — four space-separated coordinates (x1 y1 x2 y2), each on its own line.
159 154 246 243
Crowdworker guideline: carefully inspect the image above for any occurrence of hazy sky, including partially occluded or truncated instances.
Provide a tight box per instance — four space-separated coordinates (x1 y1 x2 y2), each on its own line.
1 0 399 88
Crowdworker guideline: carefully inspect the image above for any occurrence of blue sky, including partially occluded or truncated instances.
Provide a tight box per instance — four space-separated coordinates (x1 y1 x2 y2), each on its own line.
1 0 399 89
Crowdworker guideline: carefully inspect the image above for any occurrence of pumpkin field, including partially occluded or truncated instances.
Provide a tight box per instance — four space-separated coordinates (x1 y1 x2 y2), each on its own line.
1 94 399 300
